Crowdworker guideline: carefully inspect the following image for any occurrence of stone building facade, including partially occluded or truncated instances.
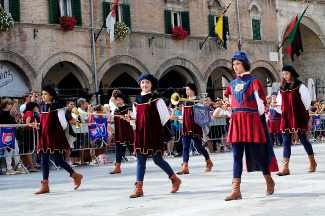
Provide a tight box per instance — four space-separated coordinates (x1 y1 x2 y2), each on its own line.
0 0 282 103
276 0 325 100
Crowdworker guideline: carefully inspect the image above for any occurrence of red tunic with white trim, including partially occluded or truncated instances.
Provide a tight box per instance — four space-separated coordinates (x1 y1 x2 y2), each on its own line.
134 93 165 155
114 106 134 145
224 74 267 144
280 82 308 133
266 106 281 134
182 100 203 139
38 104 71 154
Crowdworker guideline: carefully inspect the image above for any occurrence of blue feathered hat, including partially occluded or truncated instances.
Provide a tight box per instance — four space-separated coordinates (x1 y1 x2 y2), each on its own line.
42 85 58 101
271 92 278 96
138 73 159 90
186 83 198 95
115 93 129 104
231 52 249 64
282 64 299 77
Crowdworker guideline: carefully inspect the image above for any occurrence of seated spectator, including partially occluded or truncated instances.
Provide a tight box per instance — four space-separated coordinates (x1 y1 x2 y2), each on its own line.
23 102 40 172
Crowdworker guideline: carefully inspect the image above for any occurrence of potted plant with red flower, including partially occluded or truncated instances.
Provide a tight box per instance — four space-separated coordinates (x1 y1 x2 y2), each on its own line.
172 26 188 40
59 15 77 32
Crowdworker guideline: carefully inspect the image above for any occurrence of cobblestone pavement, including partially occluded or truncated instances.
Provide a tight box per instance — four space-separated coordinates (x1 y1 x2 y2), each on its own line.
1 143 325 216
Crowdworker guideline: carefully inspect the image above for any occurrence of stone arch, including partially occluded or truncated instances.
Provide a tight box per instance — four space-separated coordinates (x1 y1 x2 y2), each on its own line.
250 60 280 82
0 51 36 90
203 59 235 84
155 58 204 93
280 15 325 48
36 52 94 92
97 55 150 83
248 1 262 12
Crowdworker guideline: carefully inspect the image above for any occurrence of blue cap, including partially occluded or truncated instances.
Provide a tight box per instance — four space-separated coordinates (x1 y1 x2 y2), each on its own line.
186 83 198 95
115 93 129 104
282 64 299 77
42 85 58 101
138 73 159 90
271 92 278 96
231 52 249 64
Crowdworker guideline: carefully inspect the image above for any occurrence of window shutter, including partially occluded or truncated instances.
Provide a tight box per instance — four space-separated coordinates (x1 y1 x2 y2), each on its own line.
49 0 58 24
209 14 216 37
123 4 131 30
224 16 229 36
9 0 20 22
103 1 110 28
256 19 261 40
165 10 172 34
181 11 190 35
253 19 261 40
72 0 82 26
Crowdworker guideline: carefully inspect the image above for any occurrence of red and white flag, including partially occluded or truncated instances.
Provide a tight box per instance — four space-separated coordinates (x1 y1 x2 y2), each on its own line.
106 0 119 43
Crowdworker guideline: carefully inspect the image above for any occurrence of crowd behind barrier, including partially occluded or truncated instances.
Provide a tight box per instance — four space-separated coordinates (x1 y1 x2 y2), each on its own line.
1 91 324 175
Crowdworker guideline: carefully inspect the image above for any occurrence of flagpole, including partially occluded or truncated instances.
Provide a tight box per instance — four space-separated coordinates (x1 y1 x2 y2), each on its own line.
199 0 233 50
277 36 288 52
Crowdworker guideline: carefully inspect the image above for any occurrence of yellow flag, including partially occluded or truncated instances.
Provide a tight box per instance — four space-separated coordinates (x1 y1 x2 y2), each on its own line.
215 14 225 43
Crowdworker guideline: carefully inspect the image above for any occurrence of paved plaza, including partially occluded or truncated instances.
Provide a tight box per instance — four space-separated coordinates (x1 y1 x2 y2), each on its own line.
1 143 325 216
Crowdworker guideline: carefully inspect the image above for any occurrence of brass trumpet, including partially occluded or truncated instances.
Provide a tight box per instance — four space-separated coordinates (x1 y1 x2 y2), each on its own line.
170 92 229 107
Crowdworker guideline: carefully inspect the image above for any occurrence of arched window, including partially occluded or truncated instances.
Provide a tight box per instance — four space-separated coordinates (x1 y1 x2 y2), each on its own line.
212 0 221 7
251 5 258 12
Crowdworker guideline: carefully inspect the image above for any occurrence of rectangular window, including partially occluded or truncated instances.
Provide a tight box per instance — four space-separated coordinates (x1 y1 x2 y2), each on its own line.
214 16 219 35
0 0 9 11
252 19 261 40
58 0 72 17
113 4 123 23
171 11 180 28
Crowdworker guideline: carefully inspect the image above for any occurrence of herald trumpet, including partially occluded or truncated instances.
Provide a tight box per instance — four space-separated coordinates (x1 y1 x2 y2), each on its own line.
170 92 229 107
71 107 129 118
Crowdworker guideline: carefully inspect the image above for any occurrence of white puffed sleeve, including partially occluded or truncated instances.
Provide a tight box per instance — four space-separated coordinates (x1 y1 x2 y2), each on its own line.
57 109 68 130
156 99 171 126
299 84 311 110
254 89 265 115
130 104 137 126
274 90 282 114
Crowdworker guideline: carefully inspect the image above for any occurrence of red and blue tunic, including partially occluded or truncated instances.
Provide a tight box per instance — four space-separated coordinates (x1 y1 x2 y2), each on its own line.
266 106 281 134
134 93 165 155
280 82 308 133
114 106 134 145
224 74 267 143
38 103 71 154
182 100 203 139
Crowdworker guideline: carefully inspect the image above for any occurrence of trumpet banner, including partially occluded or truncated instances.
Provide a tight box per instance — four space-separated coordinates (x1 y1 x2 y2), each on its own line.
193 105 211 127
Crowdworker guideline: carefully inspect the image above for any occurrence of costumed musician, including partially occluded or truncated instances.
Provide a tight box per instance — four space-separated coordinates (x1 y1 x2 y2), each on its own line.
273 65 316 176
224 52 279 201
109 93 135 174
266 92 283 146
176 83 214 174
34 85 83 194
125 73 181 198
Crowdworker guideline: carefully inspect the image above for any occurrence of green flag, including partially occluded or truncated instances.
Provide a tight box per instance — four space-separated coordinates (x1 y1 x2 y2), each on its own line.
285 6 308 48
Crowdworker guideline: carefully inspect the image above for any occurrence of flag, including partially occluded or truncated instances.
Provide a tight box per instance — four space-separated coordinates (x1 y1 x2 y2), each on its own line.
106 0 119 43
215 0 233 49
88 118 108 144
313 116 322 130
284 6 308 61
0 127 16 150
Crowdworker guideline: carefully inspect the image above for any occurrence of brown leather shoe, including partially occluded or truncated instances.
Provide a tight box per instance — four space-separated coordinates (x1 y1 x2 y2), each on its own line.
276 158 290 176
71 171 83 190
205 158 213 172
110 163 122 174
129 181 143 198
264 173 275 196
224 178 242 201
176 163 189 175
34 180 50 194
307 153 317 172
170 173 181 193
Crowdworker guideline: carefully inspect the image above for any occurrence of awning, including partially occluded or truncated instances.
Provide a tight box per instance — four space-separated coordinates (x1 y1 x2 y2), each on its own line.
0 62 30 97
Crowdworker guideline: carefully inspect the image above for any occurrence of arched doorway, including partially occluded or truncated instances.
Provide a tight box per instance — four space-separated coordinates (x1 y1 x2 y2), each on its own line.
281 16 325 99
44 61 91 101
206 67 233 101
100 64 141 105
158 65 196 99
251 67 275 96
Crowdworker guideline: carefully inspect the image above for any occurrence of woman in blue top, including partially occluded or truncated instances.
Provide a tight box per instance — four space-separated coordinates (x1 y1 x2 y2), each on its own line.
172 102 183 156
